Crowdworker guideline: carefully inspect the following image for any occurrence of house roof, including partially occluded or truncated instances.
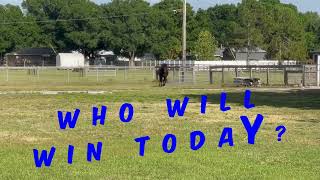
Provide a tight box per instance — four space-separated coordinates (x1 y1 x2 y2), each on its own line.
97 50 115 56
236 47 267 53
310 50 320 55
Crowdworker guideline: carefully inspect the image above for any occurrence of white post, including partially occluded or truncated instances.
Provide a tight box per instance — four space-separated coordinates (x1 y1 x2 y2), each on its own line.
67 69 70 83
6 66 8 82
124 67 128 80
193 68 196 84
181 0 187 82
179 68 181 84
149 60 151 70
37 67 40 81
317 55 320 87
96 67 99 82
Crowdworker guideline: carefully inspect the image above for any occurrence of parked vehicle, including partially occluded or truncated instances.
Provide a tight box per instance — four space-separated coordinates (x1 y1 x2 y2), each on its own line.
234 77 261 87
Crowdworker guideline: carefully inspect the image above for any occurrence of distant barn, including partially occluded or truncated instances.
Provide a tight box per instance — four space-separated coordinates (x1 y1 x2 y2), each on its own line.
222 47 267 61
5 48 56 66
94 50 117 66
235 48 267 60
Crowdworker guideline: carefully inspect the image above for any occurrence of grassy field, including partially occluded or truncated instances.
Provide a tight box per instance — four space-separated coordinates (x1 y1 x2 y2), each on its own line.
0 81 319 179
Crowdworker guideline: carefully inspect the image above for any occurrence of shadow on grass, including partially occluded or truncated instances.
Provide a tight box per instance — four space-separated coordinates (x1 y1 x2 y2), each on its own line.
184 89 320 110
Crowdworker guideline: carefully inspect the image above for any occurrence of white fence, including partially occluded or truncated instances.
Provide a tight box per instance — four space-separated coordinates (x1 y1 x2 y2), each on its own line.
141 60 297 67
0 64 318 87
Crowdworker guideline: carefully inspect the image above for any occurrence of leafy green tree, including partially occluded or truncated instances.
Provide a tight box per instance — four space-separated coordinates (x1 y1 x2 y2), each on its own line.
302 12 320 51
238 0 264 49
0 0 316 63
22 0 103 59
101 0 150 66
147 0 182 60
0 4 44 54
194 30 217 60
206 4 241 47
147 0 196 60
267 3 307 60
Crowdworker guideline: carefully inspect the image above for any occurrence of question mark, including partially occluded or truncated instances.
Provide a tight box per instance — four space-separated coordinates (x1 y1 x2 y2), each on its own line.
275 125 287 142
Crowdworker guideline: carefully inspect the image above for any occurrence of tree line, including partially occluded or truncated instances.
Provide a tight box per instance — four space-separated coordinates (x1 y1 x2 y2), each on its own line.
0 0 320 65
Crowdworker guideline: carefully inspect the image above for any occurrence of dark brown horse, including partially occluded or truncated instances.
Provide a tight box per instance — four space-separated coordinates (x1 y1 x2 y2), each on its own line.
157 64 169 87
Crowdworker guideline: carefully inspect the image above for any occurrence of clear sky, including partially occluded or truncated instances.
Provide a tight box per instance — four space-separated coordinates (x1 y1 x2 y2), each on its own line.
0 0 319 13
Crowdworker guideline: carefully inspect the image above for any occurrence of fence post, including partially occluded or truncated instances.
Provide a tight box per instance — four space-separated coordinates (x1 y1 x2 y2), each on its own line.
153 67 156 80
209 68 213 84
172 67 175 81
96 67 99 82
284 67 288 86
317 58 320 87
124 67 128 80
193 67 196 84
221 67 225 85
302 65 305 87
67 69 70 83
235 68 239 77
6 66 8 82
267 68 270 86
179 68 181 84
37 67 40 81
249 67 253 78
180 68 184 83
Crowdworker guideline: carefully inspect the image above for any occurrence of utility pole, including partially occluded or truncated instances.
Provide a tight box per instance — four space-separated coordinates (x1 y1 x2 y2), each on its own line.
181 0 187 82
246 23 250 66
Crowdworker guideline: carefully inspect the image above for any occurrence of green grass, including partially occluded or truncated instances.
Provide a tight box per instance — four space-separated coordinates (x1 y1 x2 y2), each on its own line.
0 86 319 179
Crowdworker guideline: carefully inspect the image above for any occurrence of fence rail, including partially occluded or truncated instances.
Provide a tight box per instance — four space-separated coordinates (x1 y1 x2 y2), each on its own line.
0 64 318 87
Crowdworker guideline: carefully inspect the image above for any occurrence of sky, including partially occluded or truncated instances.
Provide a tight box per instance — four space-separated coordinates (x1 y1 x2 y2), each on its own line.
0 0 319 13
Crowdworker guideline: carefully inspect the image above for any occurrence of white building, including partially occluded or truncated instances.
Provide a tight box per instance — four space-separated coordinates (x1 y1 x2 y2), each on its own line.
56 53 89 68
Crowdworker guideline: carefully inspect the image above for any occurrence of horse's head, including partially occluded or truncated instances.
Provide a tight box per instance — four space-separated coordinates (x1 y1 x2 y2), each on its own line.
160 63 167 68
162 64 169 75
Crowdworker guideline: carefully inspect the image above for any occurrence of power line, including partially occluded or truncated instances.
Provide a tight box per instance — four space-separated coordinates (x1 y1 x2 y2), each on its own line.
0 12 150 25
0 7 182 25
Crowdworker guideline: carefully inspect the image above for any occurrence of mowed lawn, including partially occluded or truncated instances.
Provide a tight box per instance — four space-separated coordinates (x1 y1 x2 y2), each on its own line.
0 86 319 179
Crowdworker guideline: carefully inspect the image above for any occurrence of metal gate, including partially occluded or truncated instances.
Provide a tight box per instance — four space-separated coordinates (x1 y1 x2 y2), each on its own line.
303 65 317 86
163 66 210 85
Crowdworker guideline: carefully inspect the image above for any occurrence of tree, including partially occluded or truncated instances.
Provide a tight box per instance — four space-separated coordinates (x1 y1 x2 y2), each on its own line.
0 4 44 55
238 0 264 50
147 0 182 60
101 0 150 66
236 0 307 61
302 12 320 51
266 4 307 60
206 4 241 48
194 31 217 60
22 0 103 59
0 0 314 63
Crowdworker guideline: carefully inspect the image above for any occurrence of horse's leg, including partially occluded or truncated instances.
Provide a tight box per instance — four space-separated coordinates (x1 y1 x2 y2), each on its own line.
161 77 164 87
